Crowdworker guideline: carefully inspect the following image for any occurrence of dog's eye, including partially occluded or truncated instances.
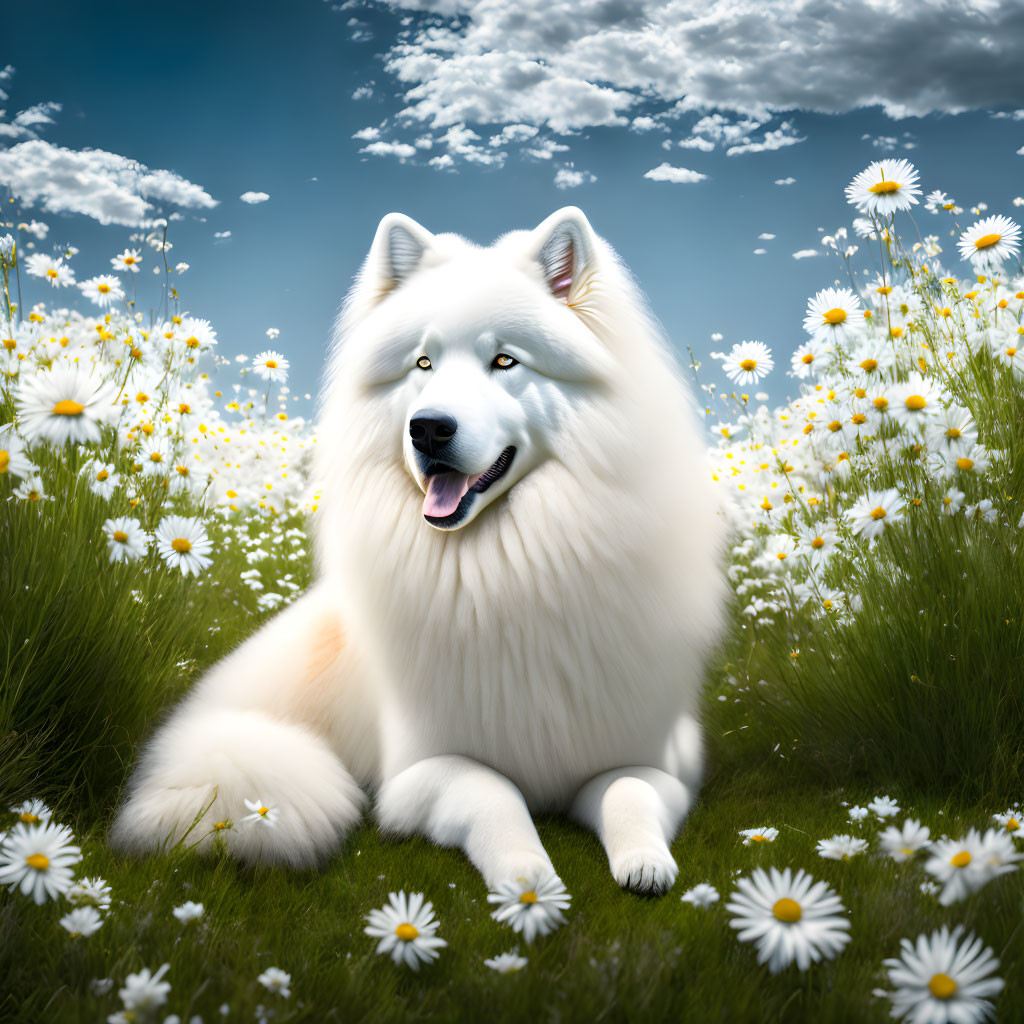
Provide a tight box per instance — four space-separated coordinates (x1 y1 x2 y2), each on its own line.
492 353 517 369
416 356 432 370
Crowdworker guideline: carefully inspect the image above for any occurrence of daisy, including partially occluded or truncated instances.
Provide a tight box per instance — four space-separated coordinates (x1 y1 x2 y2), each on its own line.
364 890 448 970
0 427 34 480
941 488 965 516
78 275 125 309
15 363 119 445
172 901 204 924
24 253 76 287
739 827 779 846
10 798 52 824
178 316 217 353
848 805 869 824
0 820 82 904
242 798 279 827
945 444 991 477
925 190 957 213
111 248 143 273
992 336 1024 378
85 460 120 499
803 288 861 344
868 795 901 819
117 963 171 1014
795 523 840 571
256 967 291 997
252 350 290 383
487 872 571 943
154 515 213 576
483 952 528 974
720 341 773 386
880 925 1003 1024
957 214 1021 266
880 819 932 863
138 433 175 476
992 809 1022 835
887 375 942 429
816 834 869 860
13 475 48 502
60 906 104 937
845 159 921 217
680 883 720 908
848 489 905 541
926 404 977 455
924 828 1019 906
789 337 830 379
67 876 112 910
964 500 998 524
726 866 850 974
103 517 150 563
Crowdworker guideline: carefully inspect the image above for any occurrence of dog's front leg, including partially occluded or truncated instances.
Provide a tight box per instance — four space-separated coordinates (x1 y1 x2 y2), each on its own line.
376 755 556 890
571 766 693 894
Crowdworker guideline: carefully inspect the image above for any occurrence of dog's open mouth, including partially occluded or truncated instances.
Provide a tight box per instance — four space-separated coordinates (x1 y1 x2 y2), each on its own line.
423 446 516 527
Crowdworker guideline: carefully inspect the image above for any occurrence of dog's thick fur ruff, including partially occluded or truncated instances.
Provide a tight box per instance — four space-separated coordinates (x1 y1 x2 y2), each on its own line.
110 208 726 893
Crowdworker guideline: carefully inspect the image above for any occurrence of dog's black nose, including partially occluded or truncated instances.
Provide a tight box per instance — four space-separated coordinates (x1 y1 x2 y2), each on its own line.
409 410 458 457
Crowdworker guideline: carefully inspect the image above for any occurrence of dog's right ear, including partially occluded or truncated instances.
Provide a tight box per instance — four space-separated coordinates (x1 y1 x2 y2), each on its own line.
368 212 435 297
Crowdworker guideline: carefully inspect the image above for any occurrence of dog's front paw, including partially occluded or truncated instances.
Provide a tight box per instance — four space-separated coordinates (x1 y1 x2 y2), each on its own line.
610 845 678 895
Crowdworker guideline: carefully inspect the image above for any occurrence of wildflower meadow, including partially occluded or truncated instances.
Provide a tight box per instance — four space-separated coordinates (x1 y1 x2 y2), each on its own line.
2 152 1024 1022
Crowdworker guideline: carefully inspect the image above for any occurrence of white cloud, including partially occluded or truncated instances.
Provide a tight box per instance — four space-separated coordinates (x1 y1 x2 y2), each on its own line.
488 123 538 146
0 139 216 227
630 115 663 133
753 248 767 255
524 138 570 160
677 136 715 151
214 230 232 238
554 164 597 189
352 85 374 101
239 191 270 204
643 163 708 184
359 139 418 161
792 249 818 259
352 126 382 141
726 121 805 156
775 177 796 185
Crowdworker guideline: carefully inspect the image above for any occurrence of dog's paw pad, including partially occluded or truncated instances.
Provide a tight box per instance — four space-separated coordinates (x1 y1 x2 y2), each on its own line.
610 847 678 895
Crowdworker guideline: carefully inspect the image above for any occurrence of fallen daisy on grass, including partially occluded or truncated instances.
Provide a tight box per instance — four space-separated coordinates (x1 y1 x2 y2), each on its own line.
726 866 851 974
868 795 901 819
172 901 204 924
364 891 447 970
739 827 779 845
241 799 279 828
487 873 571 943
816 834 869 860
116 962 171 1016
680 883 720 908
924 828 1021 905
879 819 932 863
879 925 1003 1024
483 952 528 974
67 875 112 910
256 967 291 998
0 820 81 904
59 905 104 937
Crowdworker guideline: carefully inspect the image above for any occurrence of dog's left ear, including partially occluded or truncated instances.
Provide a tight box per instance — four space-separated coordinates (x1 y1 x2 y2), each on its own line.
369 212 436 296
529 207 596 302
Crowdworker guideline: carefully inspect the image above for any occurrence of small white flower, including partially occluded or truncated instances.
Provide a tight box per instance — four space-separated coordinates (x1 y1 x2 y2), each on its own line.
483 952 528 973
252 350 290 383
721 341 773 386
25 253 76 287
487 872 571 943
78 274 125 309
924 828 1021 905
60 905 104 937
67 876 112 910
0 427 35 480
849 491 905 542
803 287 861 344
848 805 869 823
0 820 81 904
868 795 901 819
9 799 52 825
117 962 171 1013
154 515 213 576
739 826 779 846
111 248 143 273
15 362 119 446
103 517 151 564
256 966 291 998
364 890 448 970
242 798 279 827
991 809 1022 837
172 901 204 924
957 214 1021 266
845 158 921 216
815 834 869 860
879 819 932 863
680 883 719 908
942 488 966 516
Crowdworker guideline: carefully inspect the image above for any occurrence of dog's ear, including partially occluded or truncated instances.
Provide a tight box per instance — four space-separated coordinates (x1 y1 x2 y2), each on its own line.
369 212 435 294
530 207 596 302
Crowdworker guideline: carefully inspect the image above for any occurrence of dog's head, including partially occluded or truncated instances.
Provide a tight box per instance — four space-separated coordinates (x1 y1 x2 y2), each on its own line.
340 208 617 531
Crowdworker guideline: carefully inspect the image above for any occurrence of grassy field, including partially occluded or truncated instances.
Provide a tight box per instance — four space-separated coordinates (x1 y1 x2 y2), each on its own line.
2 167 1024 1022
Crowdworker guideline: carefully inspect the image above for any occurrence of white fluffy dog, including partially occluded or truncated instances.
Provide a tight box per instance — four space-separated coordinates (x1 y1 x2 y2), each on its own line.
110 207 726 895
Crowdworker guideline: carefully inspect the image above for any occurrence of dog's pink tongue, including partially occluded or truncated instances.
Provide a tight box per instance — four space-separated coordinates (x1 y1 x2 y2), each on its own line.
424 471 470 517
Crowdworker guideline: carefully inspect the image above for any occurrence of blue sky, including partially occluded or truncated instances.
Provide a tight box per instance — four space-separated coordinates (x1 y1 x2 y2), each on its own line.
3 0 1024 410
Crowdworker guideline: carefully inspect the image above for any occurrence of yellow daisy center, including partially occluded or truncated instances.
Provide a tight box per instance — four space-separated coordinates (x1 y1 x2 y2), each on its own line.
46 268 59 279
176 465 189 476
891 327 904 338
904 395 927 411
258 806 269 816
873 397 888 410
98 284 111 294
973 233 1001 250
828 420 842 432
19 812 38 823
149 452 163 462
52 399 85 416
519 890 539 903
950 850 971 867
1007 348 1018 358
96 469 109 481
868 180 901 194
776 552 787 560
822 599 833 609
876 285 893 295
801 353 815 364
946 428 961 438
2 338 15 350
739 358 757 371
124 257 136 264
171 537 192 553
822 307 847 324
265 359 278 369
25 853 50 870
213 821 229 830
870 506 887 520
185 336 200 348
178 403 191 413
395 923 419 941
956 457 974 471
113 530 128 543
1006 818 1019 831
860 358 878 372
0 451 8 473
811 537 825 548
772 897 802 922
928 973 957 1000
851 413 867 424
750 834 768 842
